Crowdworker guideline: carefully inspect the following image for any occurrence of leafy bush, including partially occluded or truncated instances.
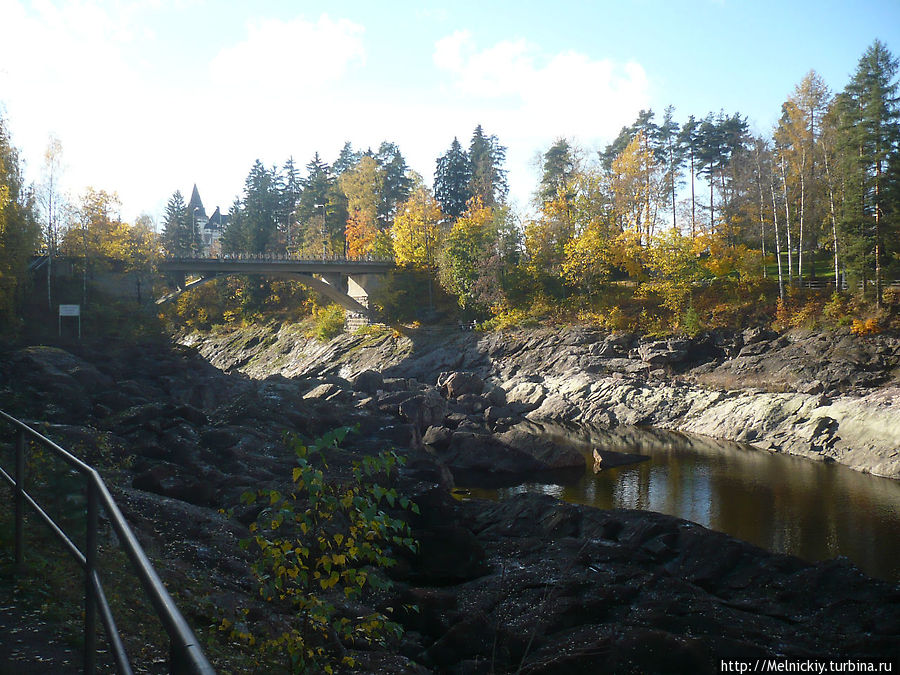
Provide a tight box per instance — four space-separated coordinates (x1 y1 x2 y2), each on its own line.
227 428 417 673
479 306 539 331
311 304 345 342
850 317 880 336
679 306 704 337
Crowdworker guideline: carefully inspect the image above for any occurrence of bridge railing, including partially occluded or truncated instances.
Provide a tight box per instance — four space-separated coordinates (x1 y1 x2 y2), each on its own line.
162 252 394 263
0 410 215 675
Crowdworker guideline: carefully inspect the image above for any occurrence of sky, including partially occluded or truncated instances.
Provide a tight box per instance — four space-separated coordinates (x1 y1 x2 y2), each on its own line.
1 0 899 227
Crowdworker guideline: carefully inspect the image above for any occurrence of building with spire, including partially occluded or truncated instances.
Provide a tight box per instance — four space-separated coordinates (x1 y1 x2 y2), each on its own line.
188 184 228 255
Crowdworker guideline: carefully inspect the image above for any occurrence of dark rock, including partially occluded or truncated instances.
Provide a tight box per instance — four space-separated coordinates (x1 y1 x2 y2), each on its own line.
438 429 584 484
173 404 208 427
637 339 688 365
399 390 449 433
483 405 513 423
422 425 453 450
496 428 585 470
483 383 507 406
351 369 384 394
132 463 215 506
409 526 488 585
382 377 411 392
302 382 344 400
456 392 487 413
201 428 241 450
442 372 485 398
422 612 492 668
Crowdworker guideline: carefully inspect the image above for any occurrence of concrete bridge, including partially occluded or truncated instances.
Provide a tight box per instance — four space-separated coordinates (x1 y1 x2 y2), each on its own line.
157 255 394 324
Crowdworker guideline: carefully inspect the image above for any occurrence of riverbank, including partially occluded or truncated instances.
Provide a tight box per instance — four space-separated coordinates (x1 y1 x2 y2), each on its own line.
1 331 898 672
179 323 900 479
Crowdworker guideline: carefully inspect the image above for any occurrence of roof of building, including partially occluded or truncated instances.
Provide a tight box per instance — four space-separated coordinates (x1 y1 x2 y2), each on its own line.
206 206 229 230
188 184 208 220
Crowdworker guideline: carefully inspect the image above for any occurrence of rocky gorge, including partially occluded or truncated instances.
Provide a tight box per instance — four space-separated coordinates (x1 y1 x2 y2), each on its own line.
0 323 898 672
181 323 900 479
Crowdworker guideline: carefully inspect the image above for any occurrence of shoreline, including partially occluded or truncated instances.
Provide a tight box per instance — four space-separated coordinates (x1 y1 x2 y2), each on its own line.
179 323 900 479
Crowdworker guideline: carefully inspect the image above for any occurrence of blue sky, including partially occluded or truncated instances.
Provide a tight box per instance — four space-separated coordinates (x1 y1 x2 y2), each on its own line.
1 0 898 224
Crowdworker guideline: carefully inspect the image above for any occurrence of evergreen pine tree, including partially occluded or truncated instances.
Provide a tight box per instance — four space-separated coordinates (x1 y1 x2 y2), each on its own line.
434 137 472 220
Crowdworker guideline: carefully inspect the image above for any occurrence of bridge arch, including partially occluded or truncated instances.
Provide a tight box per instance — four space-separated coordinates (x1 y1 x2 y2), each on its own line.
156 256 393 323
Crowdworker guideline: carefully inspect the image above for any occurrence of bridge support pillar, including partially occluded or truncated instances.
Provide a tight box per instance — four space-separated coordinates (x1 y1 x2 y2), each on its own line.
346 274 382 330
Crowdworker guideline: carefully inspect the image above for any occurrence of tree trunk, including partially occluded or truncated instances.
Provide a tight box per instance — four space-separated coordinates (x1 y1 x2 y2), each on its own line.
670 147 677 229
754 146 766 277
798 157 805 284
771 173 785 300
875 159 883 308
779 156 793 285
690 148 696 238
822 142 840 288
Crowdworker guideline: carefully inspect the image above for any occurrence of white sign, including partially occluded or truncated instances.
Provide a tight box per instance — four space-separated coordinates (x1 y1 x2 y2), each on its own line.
58 304 81 317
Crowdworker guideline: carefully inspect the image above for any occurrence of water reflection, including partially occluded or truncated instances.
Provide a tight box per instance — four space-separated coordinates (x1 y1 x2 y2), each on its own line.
466 421 900 582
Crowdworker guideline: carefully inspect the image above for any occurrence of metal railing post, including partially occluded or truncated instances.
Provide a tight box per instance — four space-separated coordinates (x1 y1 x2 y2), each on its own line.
14 429 25 571
85 478 98 674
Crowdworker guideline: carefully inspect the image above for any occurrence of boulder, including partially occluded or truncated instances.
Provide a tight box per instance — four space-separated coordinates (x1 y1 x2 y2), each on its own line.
132 463 215 506
399 390 449 433
455 393 487 413
637 339 689 366
483 383 508 406
504 381 546 412
302 383 344 400
441 372 484 398
351 369 384 394
496 428 585 471
437 428 584 482
422 425 453 450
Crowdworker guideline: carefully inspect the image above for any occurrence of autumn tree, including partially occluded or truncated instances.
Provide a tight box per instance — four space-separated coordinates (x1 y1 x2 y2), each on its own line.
600 109 659 170
340 155 383 257
609 131 664 246
0 115 40 325
37 135 65 309
437 197 505 313
774 72 832 281
391 187 443 268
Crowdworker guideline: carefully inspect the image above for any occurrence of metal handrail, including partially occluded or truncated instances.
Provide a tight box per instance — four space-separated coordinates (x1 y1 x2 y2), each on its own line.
0 410 215 674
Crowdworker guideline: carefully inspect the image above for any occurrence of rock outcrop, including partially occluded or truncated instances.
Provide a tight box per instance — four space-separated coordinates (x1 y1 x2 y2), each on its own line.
179 325 900 478
2 336 898 672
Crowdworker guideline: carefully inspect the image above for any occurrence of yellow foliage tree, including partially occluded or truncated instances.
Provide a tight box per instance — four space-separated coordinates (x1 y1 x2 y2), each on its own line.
340 156 382 258
562 224 612 291
345 209 378 258
60 188 158 274
610 131 664 246
391 187 443 268
437 197 498 310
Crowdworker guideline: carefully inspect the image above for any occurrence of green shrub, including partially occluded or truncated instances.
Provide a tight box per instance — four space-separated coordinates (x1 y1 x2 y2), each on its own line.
226 428 417 673
311 304 345 342
679 306 704 337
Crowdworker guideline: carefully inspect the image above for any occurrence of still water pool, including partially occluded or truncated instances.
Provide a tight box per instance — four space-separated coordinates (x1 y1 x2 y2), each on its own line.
465 422 900 583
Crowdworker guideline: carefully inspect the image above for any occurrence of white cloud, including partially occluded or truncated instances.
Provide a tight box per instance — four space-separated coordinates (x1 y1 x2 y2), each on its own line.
432 30 649 141
0 1 153 208
210 15 366 94
431 31 651 208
